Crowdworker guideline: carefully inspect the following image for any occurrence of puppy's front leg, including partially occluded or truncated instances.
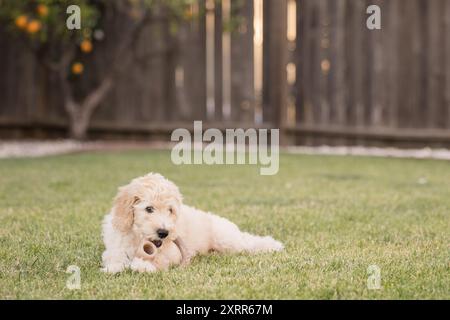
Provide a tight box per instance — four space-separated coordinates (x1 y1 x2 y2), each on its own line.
130 257 158 273
174 237 194 266
101 250 130 274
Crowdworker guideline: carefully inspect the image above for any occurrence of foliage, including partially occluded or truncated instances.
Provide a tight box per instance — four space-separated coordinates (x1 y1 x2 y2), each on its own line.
0 0 246 139
0 0 205 139
0 0 200 73
1 0 99 44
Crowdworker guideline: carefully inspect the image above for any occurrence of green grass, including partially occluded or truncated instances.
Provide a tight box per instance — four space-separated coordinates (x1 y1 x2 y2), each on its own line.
0 150 449 299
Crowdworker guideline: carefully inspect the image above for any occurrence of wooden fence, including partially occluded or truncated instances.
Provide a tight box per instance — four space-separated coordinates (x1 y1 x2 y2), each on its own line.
0 0 450 147
291 0 450 146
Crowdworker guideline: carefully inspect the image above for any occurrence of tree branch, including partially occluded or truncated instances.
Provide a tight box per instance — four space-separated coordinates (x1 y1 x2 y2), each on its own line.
83 76 114 115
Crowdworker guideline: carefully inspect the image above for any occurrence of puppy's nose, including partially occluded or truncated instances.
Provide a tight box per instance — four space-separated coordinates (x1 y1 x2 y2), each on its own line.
157 229 169 239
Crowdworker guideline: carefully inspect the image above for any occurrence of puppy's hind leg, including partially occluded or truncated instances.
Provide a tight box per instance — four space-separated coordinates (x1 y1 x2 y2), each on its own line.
209 215 284 254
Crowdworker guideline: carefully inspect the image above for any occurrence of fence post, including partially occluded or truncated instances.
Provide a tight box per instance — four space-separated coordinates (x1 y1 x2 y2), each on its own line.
264 0 289 145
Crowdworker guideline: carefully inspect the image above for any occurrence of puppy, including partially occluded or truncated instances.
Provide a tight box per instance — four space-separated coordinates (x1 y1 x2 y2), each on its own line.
101 173 283 273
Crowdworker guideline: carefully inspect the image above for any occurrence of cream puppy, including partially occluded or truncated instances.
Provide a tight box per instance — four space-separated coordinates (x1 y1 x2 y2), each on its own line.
101 173 283 273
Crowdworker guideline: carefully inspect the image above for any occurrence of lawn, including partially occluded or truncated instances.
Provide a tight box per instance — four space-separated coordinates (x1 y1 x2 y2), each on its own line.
0 150 449 299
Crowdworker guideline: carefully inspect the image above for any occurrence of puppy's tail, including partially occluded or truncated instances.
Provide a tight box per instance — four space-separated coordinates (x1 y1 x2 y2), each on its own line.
209 215 284 254
239 232 284 253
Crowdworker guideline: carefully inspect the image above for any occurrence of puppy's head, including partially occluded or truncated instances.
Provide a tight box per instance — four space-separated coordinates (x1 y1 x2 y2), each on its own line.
112 173 182 246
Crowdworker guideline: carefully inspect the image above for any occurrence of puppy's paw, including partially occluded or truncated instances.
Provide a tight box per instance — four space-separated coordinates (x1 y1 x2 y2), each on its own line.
101 262 126 274
180 255 192 267
130 258 157 273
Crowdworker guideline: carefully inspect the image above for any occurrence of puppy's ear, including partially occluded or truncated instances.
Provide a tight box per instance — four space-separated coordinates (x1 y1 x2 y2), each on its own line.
168 190 183 217
112 187 139 233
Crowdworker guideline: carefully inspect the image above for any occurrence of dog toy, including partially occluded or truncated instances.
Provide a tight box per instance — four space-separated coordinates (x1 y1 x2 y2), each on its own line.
135 239 158 261
134 237 192 270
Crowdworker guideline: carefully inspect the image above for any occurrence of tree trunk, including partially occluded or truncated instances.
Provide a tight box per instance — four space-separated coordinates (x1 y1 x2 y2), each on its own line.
67 104 91 140
64 77 114 140
32 6 153 140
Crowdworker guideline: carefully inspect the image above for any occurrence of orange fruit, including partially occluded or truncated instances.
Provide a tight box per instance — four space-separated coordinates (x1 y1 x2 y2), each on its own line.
71 62 84 75
26 20 42 34
80 40 93 53
184 8 193 19
37 4 49 17
15 15 28 29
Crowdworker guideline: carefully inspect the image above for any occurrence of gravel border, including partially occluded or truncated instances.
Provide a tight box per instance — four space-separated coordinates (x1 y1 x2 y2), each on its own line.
0 140 85 158
0 140 168 159
286 145 450 161
1 140 450 161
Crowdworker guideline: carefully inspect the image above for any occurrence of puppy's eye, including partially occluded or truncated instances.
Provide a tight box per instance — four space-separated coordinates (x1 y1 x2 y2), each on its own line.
169 207 173 214
145 206 154 213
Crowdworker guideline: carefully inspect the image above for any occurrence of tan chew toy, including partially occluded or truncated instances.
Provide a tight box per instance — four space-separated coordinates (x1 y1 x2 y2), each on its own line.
134 237 189 270
135 239 158 261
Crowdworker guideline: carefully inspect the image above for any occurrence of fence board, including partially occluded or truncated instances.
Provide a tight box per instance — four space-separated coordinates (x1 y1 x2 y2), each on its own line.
446 0 450 128
369 0 384 127
230 0 254 122
296 0 313 126
214 1 223 121
427 1 442 128
397 0 414 128
317 0 329 126
264 0 288 128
